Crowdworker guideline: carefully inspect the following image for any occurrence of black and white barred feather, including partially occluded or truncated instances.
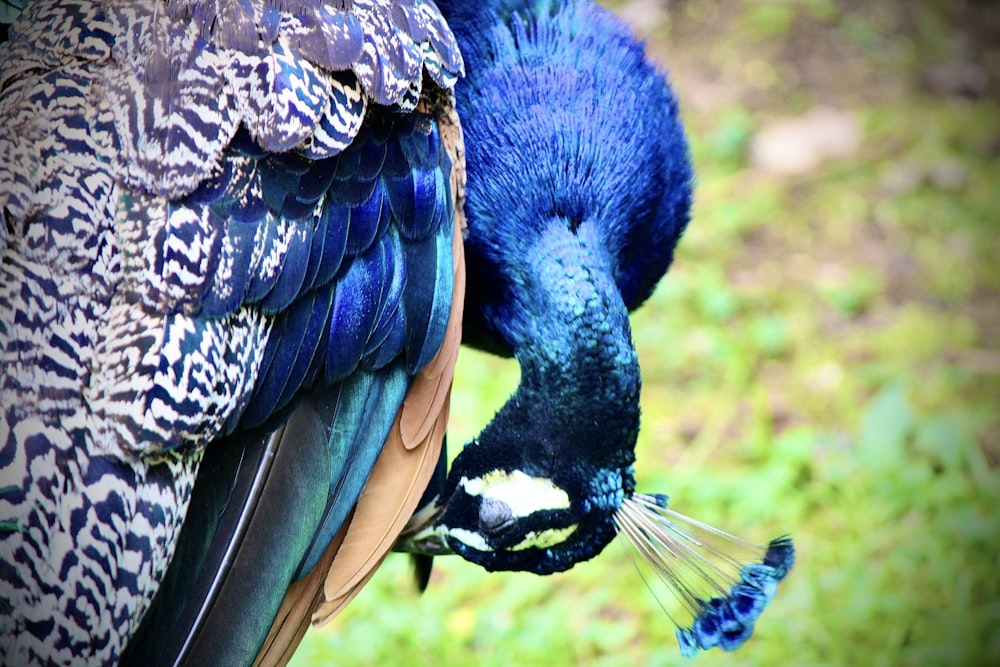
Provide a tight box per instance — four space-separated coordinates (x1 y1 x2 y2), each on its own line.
0 1 462 664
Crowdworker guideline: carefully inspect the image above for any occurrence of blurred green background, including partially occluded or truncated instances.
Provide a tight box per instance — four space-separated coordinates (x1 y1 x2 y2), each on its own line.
292 1 1000 665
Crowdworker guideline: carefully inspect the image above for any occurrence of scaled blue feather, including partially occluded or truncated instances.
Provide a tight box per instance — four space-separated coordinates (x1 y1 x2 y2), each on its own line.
355 134 389 181
279 186 318 221
309 202 351 290
324 247 384 384
367 112 395 144
260 173 291 223
409 167 447 240
241 293 319 430
224 163 268 224
402 220 454 372
195 101 455 457
383 171 416 233
228 125 269 159
185 159 234 206
296 158 340 204
326 172 380 207
267 146 315 179
202 218 257 318
345 182 390 256
237 334 283 430
364 306 407 372
380 132 409 179
0 2 467 663
398 114 440 169
301 207 329 294
333 136 365 178
265 152 311 199
252 290 335 430
360 230 406 370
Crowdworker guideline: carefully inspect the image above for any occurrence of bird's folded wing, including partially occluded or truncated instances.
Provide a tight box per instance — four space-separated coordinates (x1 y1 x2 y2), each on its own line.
252 185 465 667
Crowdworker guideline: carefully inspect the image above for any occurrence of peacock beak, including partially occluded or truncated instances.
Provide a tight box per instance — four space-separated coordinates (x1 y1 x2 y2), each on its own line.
396 500 455 556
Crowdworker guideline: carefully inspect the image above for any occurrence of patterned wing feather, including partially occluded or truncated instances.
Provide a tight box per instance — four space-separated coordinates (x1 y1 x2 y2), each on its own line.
0 1 464 664
117 97 459 665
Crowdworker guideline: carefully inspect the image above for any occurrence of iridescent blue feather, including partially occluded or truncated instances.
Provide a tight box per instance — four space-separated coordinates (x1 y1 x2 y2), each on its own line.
292 365 410 580
309 203 351 290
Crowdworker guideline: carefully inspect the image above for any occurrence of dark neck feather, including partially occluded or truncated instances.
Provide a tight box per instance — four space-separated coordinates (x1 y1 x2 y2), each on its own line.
483 219 640 471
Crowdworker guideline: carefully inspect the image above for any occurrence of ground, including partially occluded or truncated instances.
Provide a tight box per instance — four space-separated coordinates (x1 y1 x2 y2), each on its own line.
292 2 1000 665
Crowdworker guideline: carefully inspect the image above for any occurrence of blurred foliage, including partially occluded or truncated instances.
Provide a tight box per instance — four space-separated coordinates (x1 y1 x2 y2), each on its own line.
293 1 1000 665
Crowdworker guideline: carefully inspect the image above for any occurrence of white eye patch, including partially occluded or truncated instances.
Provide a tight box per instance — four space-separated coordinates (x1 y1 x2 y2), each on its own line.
460 469 571 518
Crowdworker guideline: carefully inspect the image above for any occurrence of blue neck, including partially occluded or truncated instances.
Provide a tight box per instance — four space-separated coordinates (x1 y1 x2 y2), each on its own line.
485 220 640 470
441 0 691 472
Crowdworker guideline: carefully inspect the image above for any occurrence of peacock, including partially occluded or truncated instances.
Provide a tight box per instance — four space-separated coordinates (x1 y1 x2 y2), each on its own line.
0 1 794 665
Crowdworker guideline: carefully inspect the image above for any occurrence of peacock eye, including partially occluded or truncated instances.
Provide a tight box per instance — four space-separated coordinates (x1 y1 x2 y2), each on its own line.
478 497 515 535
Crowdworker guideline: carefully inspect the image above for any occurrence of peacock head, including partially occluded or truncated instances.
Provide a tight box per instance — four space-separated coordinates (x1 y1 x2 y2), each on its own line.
401 0 794 656
404 387 640 574
398 0 689 575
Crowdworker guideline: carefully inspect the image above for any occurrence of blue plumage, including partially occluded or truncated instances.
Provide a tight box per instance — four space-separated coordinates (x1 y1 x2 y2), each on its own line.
202 219 258 317
259 222 312 312
272 293 333 415
402 227 456 372
308 203 351 290
452 0 691 314
116 87 458 663
344 180 389 254
167 101 457 438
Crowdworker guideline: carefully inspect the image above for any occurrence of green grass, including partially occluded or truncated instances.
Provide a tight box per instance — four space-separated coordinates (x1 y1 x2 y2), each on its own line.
292 3 1000 665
